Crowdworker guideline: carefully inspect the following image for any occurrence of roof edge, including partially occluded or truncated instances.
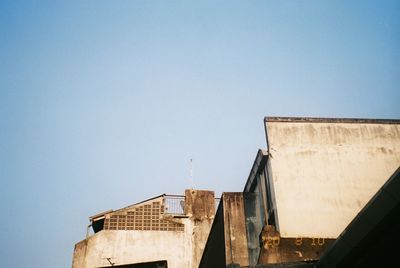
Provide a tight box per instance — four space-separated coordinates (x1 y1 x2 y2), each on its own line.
89 209 113 220
243 149 269 192
264 116 400 124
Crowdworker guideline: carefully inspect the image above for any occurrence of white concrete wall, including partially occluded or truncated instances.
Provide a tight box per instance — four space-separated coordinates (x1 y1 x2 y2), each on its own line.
265 121 400 238
73 221 192 268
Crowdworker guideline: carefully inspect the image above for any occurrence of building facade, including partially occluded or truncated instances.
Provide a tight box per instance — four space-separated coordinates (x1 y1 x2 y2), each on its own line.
73 116 400 268
72 190 216 268
200 117 400 267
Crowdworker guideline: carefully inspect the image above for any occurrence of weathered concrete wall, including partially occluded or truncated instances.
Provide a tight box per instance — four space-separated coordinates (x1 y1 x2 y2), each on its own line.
223 193 249 267
184 190 215 268
72 228 190 268
258 225 335 264
72 240 87 268
265 119 400 238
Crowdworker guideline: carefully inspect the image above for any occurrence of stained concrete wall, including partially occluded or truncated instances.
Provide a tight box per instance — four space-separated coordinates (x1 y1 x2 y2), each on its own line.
72 229 190 268
223 193 249 267
184 190 215 268
198 192 250 268
264 118 400 238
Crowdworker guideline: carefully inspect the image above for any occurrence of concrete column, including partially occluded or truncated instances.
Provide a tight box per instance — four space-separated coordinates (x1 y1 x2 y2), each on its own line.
184 189 215 268
222 193 249 267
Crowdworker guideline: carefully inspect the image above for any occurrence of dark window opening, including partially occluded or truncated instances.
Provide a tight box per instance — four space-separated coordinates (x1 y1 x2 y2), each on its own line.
264 165 276 226
99 260 167 268
92 218 105 233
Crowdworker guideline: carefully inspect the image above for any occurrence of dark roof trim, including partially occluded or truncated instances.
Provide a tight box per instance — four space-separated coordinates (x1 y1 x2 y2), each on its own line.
264 116 400 124
244 149 269 192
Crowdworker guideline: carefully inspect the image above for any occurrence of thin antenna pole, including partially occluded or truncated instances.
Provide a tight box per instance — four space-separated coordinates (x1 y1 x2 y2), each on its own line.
190 158 194 189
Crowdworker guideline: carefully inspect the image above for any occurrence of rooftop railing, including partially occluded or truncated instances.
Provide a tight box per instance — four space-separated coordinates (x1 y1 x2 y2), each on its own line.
164 195 185 215
164 195 221 215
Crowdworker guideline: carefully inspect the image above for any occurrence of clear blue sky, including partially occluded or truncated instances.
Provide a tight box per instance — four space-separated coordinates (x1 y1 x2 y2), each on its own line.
1 1 399 267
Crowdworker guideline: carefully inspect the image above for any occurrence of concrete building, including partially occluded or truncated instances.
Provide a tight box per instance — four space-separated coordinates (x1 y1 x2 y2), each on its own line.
200 117 400 267
72 116 400 268
72 190 216 268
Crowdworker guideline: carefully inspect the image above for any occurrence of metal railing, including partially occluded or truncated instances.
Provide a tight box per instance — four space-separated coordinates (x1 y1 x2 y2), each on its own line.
164 195 222 216
164 195 185 215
